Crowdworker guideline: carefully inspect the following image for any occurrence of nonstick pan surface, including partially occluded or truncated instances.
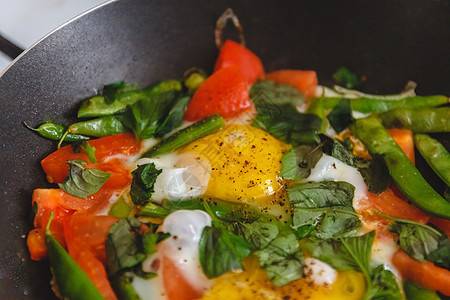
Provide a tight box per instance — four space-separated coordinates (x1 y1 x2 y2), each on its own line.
0 0 449 299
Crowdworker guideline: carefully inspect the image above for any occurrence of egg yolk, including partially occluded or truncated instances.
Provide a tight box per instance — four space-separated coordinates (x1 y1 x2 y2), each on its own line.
180 124 290 206
200 256 366 300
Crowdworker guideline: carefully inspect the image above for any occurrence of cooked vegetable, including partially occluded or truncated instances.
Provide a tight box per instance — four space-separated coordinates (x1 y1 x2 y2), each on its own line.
265 69 318 99
24 122 90 142
379 107 450 132
332 66 360 89
350 115 450 219
141 114 225 158
326 98 355 133
403 280 440 300
45 212 104 300
68 115 128 137
414 134 450 186
130 163 162 206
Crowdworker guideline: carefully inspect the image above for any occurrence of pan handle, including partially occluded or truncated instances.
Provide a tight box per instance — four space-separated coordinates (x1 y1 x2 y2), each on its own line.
0 34 24 60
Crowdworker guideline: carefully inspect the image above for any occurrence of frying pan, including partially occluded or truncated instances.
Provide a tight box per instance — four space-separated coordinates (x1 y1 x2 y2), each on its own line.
0 0 449 299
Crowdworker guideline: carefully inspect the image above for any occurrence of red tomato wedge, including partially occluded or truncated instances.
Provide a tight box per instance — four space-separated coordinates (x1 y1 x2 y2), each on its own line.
162 255 204 300
387 129 415 164
265 69 318 98
27 228 48 261
64 214 119 300
41 133 140 184
214 40 264 84
392 250 450 296
184 65 251 121
430 217 450 236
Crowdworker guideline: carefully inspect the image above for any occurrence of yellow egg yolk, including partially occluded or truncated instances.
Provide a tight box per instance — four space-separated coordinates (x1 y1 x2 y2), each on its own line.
180 124 290 207
200 256 366 300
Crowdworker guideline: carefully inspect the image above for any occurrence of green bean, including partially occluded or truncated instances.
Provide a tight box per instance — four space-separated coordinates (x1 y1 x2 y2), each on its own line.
350 116 450 219
109 197 133 218
45 212 103 300
68 115 128 137
141 114 225 158
414 134 450 186
111 272 141 300
312 95 448 113
379 107 450 132
403 280 440 300
24 122 90 142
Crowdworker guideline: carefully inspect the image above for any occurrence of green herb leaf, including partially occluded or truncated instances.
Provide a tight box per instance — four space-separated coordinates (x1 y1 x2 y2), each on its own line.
120 90 179 140
103 81 139 104
354 155 391 194
320 134 355 166
427 239 450 270
198 225 252 278
327 98 355 133
155 95 190 137
58 159 111 198
130 163 162 206
80 141 97 164
106 218 165 277
387 220 443 262
224 221 280 250
255 228 304 286
365 265 402 300
250 80 306 107
332 66 360 89
288 181 360 238
280 145 323 180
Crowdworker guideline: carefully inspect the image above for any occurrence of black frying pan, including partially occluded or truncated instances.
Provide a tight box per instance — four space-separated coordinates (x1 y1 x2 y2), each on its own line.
0 0 449 299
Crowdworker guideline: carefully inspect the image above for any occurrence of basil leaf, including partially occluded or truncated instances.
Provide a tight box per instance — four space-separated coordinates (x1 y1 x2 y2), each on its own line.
250 80 306 108
354 155 391 194
280 145 323 180
250 86 322 146
306 231 375 278
155 95 190 137
427 239 450 270
106 218 167 277
288 181 360 238
198 225 252 278
120 90 179 140
387 221 443 262
103 81 139 104
130 163 162 206
255 228 304 286
332 66 360 89
327 98 355 133
58 159 111 198
224 221 280 250
320 134 355 166
366 265 402 300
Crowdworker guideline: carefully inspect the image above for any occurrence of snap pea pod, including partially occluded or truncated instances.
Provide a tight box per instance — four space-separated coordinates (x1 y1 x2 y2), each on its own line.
111 272 141 300
311 95 448 113
350 116 450 219
141 114 225 158
414 134 450 186
77 80 182 118
68 115 128 137
379 107 450 132
24 122 90 142
45 212 103 300
403 280 440 300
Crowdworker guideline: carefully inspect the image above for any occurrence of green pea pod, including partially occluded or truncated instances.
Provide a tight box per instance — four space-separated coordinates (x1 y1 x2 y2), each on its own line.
403 280 440 300
111 272 141 300
45 212 103 300
313 95 448 113
24 122 90 142
350 116 450 219
68 115 128 137
144 79 182 96
414 134 450 186
379 107 450 132
109 197 133 218
305 97 326 133
141 114 225 158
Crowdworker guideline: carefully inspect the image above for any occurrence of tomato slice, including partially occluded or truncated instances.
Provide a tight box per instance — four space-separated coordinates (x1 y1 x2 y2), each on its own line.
27 228 48 261
184 65 251 121
265 69 318 98
64 213 119 300
162 255 204 300
392 250 450 296
388 129 415 164
214 40 264 85
430 217 450 236
41 133 140 183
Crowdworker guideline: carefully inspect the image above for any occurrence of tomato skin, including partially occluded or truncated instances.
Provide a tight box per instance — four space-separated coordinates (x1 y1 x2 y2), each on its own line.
387 129 415 164
162 255 204 300
265 70 318 98
214 40 264 84
430 216 450 236
27 228 48 261
41 133 140 184
392 250 450 296
64 213 119 300
184 65 251 121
